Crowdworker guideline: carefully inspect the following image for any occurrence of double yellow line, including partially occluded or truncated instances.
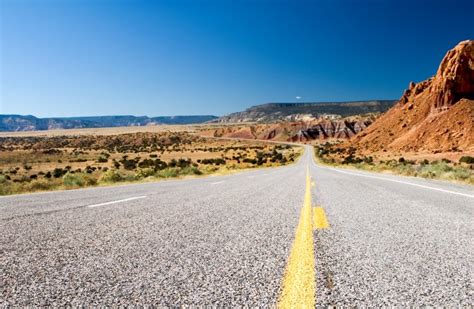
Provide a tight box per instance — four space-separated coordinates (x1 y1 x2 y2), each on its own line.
278 166 329 308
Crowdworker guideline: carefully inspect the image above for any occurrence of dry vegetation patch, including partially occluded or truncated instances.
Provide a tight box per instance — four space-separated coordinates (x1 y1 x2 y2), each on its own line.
314 142 474 185
0 131 301 195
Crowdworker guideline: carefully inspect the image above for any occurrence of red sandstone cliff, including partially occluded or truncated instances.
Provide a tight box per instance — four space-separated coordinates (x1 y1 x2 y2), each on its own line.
349 40 474 153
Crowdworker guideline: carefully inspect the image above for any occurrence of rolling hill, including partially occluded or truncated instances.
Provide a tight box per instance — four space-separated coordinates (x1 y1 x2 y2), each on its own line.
0 115 218 132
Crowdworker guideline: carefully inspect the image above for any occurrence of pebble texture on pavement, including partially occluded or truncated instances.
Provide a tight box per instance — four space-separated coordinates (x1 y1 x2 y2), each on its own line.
311 160 473 306
1 147 473 306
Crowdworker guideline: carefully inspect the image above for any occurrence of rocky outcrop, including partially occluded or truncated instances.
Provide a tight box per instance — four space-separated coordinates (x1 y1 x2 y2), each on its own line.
349 40 474 153
398 40 474 112
291 120 371 142
432 40 474 110
200 118 374 142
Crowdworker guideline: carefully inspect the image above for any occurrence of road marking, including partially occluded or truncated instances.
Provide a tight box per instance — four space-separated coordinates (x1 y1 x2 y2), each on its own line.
87 196 147 208
279 167 315 308
327 168 474 199
211 181 225 185
247 175 255 178
313 207 329 229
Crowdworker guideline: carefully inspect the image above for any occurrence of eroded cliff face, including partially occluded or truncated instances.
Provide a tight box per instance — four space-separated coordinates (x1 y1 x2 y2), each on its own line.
348 40 474 153
212 101 396 123
432 40 474 111
200 118 374 142
291 120 371 142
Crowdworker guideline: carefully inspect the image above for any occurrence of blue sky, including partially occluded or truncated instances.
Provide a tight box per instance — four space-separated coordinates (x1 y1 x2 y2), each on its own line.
1 0 473 117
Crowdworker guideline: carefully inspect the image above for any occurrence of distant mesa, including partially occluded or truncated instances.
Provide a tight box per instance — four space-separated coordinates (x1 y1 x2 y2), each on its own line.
0 100 397 134
200 117 377 142
201 100 397 142
348 40 474 153
212 100 396 123
0 115 218 132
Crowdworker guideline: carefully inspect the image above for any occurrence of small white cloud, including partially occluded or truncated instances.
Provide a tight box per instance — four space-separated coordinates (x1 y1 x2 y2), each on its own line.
296 96 302 100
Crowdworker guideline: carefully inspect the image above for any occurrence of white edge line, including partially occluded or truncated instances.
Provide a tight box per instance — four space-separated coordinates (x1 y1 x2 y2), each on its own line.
211 181 225 185
87 196 147 208
211 180 225 185
325 167 474 199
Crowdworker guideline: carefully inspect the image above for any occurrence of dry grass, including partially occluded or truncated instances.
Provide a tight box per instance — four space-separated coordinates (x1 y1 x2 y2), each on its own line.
0 131 302 195
0 123 250 138
314 144 474 185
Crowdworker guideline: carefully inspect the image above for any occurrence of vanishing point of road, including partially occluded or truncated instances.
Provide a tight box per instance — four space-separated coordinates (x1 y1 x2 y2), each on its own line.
1 146 473 306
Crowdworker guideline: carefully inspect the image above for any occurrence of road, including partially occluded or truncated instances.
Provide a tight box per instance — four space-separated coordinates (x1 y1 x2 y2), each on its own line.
1 146 473 306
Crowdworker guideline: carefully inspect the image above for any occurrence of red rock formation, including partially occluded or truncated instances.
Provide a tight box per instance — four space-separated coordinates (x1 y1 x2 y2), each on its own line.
349 40 474 153
432 40 474 110
290 120 371 142
200 118 373 142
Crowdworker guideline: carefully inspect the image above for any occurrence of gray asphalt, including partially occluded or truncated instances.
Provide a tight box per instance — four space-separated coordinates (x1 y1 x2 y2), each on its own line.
1 146 473 306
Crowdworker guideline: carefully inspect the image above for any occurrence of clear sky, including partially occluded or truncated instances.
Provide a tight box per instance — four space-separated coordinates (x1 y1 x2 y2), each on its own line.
1 0 473 117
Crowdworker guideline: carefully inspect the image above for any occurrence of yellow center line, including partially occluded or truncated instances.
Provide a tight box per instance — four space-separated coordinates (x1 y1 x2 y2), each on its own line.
313 207 329 229
278 166 315 308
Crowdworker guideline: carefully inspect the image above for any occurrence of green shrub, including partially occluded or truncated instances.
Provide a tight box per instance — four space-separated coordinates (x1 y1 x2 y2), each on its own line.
97 155 108 163
418 161 452 178
63 173 97 187
180 166 202 175
135 168 156 179
459 156 474 164
449 168 471 181
177 158 192 168
395 164 416 176
0 174 8 184
342 154 363 164
200 158 226 165
19 176 31 183
242 158 257 164
120 158 137 170
53 168 66 178
0 183 12 195
28 179 56 191
156 168 179 178
99 169 123 183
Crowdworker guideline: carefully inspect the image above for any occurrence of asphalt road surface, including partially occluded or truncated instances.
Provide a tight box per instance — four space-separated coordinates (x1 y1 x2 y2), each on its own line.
1 146 473 306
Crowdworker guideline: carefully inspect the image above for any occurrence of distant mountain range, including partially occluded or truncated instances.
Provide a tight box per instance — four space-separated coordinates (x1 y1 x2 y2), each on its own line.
0 115 218 132
212 100 396 123
0 100 397 132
